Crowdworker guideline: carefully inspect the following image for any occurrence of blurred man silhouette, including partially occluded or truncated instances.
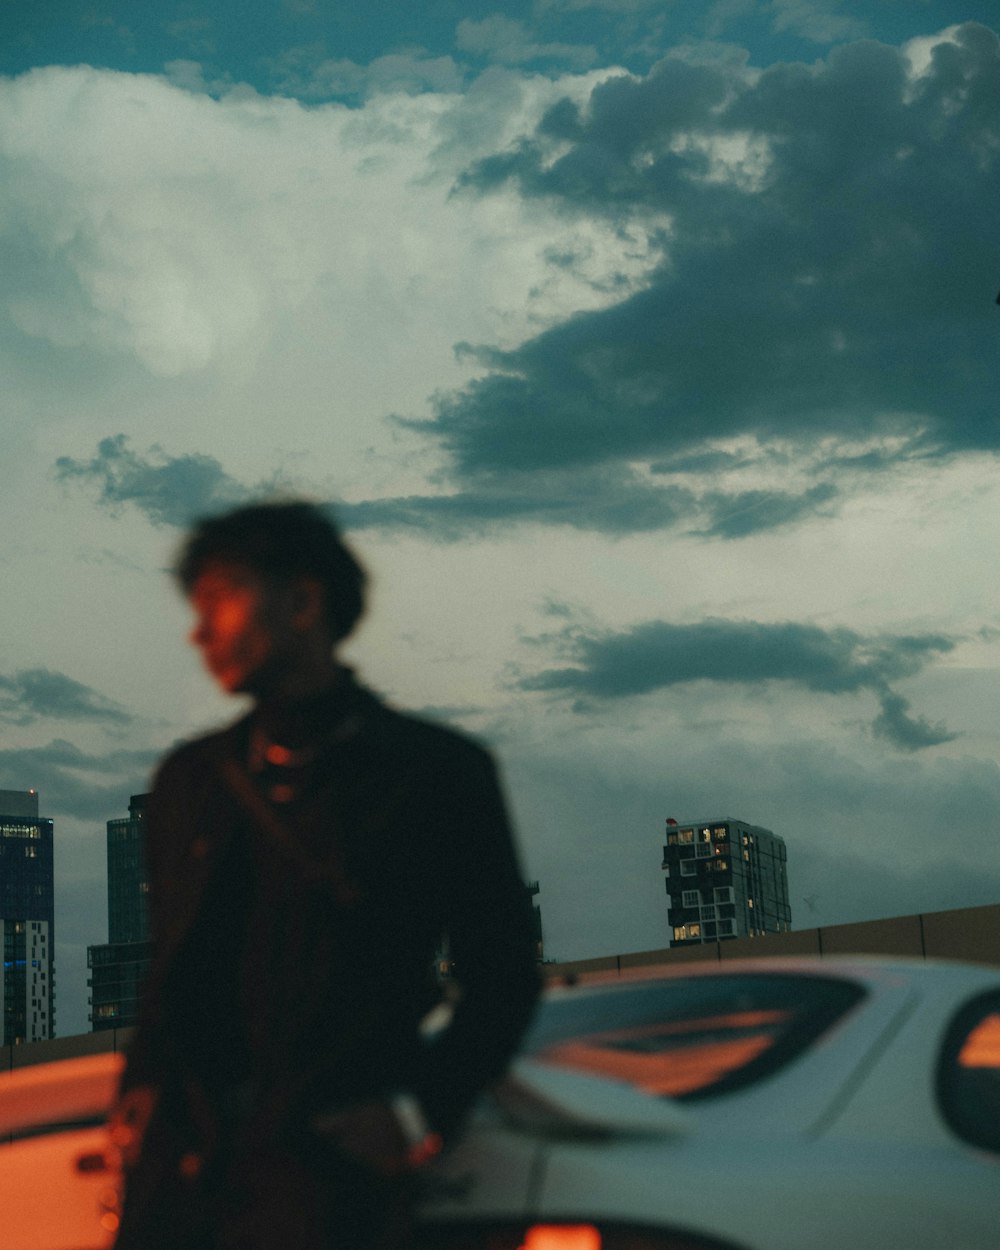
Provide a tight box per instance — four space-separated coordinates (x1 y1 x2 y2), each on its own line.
112 500 539 1250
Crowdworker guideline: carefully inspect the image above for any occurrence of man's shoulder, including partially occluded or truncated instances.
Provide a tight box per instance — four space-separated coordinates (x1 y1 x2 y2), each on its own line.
358 693 495 771
151 715 249 789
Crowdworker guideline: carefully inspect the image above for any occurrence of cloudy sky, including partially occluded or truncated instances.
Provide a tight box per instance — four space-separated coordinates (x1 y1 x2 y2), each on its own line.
2 0 999 1036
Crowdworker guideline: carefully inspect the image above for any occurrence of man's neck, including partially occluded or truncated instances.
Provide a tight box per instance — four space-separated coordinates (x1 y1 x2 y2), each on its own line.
251 656 343 706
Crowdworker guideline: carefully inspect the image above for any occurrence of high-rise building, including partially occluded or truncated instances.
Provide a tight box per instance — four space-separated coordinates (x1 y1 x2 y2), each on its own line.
661 816 791 946
0 789 55 1043
105 793 150 945
88 793 152 1031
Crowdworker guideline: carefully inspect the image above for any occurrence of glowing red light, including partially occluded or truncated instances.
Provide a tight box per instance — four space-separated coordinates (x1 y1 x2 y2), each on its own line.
958 1013 1000 1068
520 1227 601 1250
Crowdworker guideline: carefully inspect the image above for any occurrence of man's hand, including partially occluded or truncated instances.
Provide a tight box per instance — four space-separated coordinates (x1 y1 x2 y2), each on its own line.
313 1100 412 1175
108 1085 157 1170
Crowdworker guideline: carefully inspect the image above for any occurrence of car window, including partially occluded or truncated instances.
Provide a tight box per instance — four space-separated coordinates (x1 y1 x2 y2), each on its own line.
525 973 866 1101
937 989 1000 1154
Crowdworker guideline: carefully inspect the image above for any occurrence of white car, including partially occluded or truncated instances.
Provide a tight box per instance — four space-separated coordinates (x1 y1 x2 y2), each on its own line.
417 956 1000 1250
3 956 1000 1250
0 1051 122 1250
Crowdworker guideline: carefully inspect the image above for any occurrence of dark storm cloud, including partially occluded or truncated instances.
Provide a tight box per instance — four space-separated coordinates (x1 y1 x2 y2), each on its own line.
697 482 838 537
55 434 255 527
338 470 697 536
518 618 957 750
418 24 1000 507
342 478 839 538
61 430 844 540
455 15 596 68
62 436 832 541
0 739 157 820
0 669 132 727
870 689 955 752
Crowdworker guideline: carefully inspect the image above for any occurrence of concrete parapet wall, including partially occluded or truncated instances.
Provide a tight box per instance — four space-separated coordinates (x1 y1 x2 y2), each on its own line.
921 903 1000 962
546 901 1000 983
0 1026 131 1071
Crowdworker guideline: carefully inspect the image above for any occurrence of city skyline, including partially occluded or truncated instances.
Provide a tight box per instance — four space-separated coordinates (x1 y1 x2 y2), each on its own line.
1 2 1000 1035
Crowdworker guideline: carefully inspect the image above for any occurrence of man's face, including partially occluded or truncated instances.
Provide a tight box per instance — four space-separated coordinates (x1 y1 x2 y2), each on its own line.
188 562 299 696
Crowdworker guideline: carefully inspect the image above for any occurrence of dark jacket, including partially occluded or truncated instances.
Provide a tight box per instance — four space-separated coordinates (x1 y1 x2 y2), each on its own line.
117 677 540 1248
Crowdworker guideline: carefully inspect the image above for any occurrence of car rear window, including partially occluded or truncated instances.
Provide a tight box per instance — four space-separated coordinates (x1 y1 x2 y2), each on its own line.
937 989 1000 1154
524 973 866 1101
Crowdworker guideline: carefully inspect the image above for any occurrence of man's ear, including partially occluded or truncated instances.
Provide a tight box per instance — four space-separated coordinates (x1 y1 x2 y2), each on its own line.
290 577 327 633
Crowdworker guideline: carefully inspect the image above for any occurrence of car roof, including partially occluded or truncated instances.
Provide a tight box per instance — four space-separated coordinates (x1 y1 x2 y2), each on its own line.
543 954 1000 998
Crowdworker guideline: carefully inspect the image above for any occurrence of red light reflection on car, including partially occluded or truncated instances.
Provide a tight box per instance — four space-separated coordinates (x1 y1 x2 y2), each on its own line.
958 1013 1000 1068
520 1226 601 1250
534 1010 788 1096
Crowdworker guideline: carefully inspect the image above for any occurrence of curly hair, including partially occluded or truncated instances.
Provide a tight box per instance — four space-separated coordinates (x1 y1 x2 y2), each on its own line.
175 500 366 643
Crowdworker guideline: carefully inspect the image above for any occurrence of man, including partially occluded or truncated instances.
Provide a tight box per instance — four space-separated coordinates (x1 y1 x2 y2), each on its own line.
112 500 540 1250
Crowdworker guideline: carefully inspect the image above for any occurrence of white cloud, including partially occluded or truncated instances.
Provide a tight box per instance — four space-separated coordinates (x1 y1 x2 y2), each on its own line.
902 23 964 81
0 64 654 395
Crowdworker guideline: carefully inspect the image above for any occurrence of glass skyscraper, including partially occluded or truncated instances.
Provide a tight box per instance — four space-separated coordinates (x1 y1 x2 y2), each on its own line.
0 789 55 1043
88 793 151 1031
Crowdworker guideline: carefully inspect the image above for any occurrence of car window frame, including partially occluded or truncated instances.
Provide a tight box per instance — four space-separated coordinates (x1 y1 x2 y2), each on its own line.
935 986 1000 1155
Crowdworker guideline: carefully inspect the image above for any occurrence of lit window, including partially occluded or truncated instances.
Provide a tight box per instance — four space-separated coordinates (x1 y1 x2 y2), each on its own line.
678 828 694 844
672 923 702 942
